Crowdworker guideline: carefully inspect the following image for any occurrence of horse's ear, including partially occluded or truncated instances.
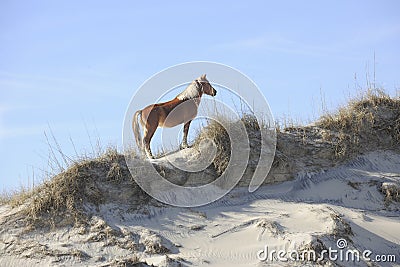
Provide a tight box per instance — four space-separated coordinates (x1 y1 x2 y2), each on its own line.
202 74 206 79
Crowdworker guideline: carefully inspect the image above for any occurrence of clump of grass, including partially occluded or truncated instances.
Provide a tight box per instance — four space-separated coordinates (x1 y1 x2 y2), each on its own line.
298 238 328 263
28 148 118 226
1 187 34 206
317 89 400 158
193 117 230 174
6 148 148 229
0 193 11 205
193 113 264 175
381 182 400 205
330 213 354 239
108 255 141 267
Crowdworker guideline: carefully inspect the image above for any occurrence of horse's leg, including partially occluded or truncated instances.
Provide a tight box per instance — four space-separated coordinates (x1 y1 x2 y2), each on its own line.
143 124 157 159
180 120 192 149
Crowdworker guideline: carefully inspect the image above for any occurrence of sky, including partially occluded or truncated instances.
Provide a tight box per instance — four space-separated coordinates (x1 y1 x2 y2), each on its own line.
1 0 400 191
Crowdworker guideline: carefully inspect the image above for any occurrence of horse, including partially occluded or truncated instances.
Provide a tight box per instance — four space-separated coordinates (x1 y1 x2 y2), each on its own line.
132 74 217 159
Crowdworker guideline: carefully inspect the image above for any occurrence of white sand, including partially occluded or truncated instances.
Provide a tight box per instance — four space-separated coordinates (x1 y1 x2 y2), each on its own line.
1 150 399 266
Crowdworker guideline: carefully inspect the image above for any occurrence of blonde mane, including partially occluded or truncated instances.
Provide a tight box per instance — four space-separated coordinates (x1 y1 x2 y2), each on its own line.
176 80 203 101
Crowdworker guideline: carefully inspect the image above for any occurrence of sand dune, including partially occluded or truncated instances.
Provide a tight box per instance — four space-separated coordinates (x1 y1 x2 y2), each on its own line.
1 149 399 266
1 91 399 266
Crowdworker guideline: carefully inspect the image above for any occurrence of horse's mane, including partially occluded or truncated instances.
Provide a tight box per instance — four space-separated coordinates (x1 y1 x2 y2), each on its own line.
176 80 202 101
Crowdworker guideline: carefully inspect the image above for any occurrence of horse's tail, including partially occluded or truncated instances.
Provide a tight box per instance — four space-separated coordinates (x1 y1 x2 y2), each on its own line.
132 110 143 152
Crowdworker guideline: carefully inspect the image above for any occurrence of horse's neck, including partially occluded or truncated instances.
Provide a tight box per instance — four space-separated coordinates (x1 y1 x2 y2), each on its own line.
177 82 201 101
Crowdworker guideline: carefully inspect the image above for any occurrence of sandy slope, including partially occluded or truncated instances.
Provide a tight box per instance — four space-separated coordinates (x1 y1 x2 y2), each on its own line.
1 149 399 266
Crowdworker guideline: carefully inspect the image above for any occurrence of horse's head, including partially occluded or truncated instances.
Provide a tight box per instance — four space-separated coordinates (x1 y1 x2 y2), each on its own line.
197 74 217 96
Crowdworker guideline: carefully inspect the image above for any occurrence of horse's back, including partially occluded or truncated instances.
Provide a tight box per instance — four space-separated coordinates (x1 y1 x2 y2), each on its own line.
141 98 198 128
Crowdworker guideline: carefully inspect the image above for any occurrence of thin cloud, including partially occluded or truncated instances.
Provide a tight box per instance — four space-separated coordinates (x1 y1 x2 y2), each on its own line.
214 35 338 58
214 23 400 60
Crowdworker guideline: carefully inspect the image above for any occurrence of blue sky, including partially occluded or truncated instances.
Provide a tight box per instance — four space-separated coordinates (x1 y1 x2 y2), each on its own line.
1 1 399 191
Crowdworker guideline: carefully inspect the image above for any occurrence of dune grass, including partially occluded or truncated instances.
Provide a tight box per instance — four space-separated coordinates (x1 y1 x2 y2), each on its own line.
192 113 264 175
316 88 400 158
2 148 149 229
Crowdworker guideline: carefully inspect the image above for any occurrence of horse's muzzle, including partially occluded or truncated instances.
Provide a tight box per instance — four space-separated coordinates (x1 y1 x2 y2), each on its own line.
212 89 217 96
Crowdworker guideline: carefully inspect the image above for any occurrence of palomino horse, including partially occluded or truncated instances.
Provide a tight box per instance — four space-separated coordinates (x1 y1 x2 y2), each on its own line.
132 74 217 158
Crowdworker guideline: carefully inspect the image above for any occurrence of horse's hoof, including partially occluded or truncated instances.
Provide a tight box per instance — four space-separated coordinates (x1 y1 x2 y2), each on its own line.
145 153 154 159
180 144 188 150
